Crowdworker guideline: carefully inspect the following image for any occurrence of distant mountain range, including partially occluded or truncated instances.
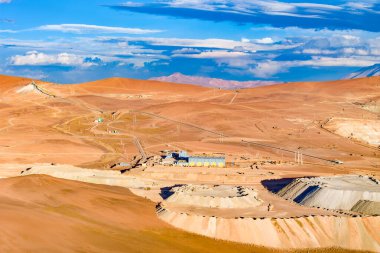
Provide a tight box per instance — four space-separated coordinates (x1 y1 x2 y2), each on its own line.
345 64 380 79
150 73 279 89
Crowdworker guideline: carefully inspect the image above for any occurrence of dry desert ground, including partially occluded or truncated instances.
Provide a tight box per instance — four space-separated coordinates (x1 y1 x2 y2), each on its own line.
0 74 379 252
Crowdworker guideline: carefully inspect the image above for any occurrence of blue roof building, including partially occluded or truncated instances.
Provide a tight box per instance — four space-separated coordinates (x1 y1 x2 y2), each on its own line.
162 151 225 167
188 156 225 168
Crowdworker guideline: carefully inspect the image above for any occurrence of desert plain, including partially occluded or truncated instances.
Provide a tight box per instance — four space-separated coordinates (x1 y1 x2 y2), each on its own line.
0 74 379 252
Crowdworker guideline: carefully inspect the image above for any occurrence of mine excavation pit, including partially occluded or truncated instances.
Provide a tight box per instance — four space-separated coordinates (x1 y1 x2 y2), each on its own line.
157 181 339 219
156 181 380 251
162 184 263 209
322 117 380 147
262 175 380 216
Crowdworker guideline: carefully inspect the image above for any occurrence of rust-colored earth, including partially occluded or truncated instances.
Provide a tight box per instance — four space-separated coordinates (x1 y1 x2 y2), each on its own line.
0 74 379 252
0 175 366 253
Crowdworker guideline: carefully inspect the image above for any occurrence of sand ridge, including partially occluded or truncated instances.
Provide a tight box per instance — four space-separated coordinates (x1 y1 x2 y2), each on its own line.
0 74 379 251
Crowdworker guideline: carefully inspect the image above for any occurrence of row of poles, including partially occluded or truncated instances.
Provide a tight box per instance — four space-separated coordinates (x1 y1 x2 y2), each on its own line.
127 112 334 165
295 151 304 165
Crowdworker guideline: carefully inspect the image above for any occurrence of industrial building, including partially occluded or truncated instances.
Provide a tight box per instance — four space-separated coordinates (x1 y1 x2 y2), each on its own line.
188 156 225 167
161 151 225 167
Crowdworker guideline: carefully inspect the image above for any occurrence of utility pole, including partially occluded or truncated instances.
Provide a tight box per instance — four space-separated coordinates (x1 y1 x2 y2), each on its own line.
219 133 224 143
133 114 137 126
294 151 303 165
299 152 303 165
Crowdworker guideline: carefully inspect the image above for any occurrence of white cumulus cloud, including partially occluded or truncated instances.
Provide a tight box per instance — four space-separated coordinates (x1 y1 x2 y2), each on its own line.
10 51 96 67
249 61 287 78
173 50 250 58
254 37 275 44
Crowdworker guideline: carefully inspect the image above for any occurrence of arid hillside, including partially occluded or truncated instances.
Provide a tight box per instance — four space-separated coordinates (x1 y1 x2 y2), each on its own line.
0 174 266 253
0 75 379 252
2 75 378 170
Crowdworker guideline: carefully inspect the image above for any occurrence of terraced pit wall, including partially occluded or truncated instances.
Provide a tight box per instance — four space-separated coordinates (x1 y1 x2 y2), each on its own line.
157 204 380 252
265 176 380 214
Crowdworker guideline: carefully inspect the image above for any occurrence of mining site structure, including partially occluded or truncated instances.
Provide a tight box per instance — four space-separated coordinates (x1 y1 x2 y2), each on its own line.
294 151 303 165
130 110 340 165
219 133 224 143
241 139 338 164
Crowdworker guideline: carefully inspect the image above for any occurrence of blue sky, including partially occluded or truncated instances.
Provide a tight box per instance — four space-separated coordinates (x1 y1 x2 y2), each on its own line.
0 0 379 83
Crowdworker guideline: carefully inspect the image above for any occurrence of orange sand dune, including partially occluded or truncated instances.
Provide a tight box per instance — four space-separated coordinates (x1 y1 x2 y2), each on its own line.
0 74 31 92
70 77 211 96
0 74 378 168
0 74 379 252
242 76 380 96
0 174 365 253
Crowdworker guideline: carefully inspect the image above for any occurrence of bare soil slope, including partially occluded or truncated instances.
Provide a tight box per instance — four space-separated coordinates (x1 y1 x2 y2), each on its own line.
0 174 355 253
0 75 379 252
0 75 378 169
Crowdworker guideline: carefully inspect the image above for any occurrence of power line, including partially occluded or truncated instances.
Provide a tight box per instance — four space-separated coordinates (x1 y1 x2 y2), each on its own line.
132 110 338 164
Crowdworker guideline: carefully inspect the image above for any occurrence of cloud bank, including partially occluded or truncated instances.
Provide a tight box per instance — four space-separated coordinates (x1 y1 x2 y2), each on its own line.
35 24 163 34
109 0 380 32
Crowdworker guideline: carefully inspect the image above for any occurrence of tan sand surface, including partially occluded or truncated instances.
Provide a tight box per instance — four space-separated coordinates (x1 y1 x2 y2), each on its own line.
0 174 360 253
0 74 379 251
